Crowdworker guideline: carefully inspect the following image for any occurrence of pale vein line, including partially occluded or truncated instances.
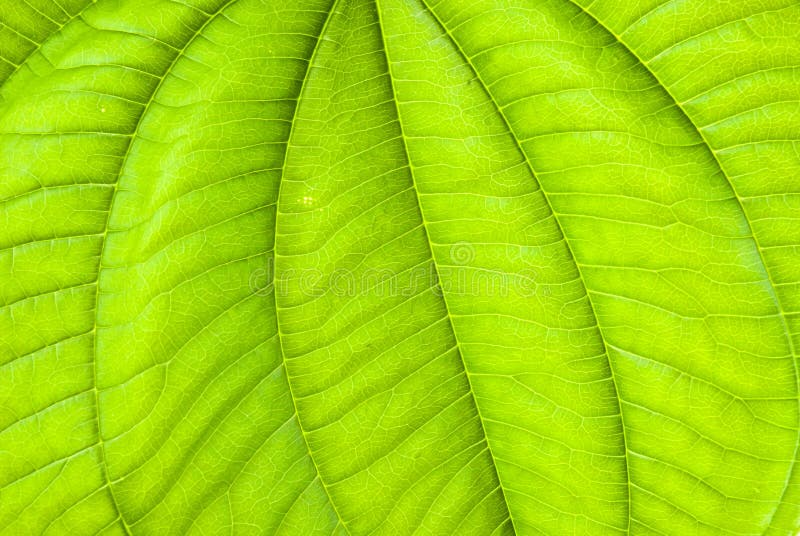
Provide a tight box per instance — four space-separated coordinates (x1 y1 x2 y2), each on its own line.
0 0 94 88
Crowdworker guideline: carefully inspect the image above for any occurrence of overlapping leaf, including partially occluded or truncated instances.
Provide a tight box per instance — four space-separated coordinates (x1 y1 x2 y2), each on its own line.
1 0 799 534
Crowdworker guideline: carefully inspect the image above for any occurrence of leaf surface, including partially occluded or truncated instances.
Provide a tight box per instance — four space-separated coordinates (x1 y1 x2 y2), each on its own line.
1 0 799 534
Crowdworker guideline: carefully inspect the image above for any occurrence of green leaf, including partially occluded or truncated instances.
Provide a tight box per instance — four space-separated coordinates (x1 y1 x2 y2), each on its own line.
1 0 799 534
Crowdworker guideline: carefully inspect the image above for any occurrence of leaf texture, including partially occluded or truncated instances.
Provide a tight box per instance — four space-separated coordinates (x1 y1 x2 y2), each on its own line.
1 0 799 534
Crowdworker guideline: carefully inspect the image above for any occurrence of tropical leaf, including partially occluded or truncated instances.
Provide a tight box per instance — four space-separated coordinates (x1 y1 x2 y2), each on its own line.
1 0 799 534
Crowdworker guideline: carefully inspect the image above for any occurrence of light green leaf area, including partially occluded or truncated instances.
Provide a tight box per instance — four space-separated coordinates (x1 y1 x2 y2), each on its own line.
1 0 799 534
